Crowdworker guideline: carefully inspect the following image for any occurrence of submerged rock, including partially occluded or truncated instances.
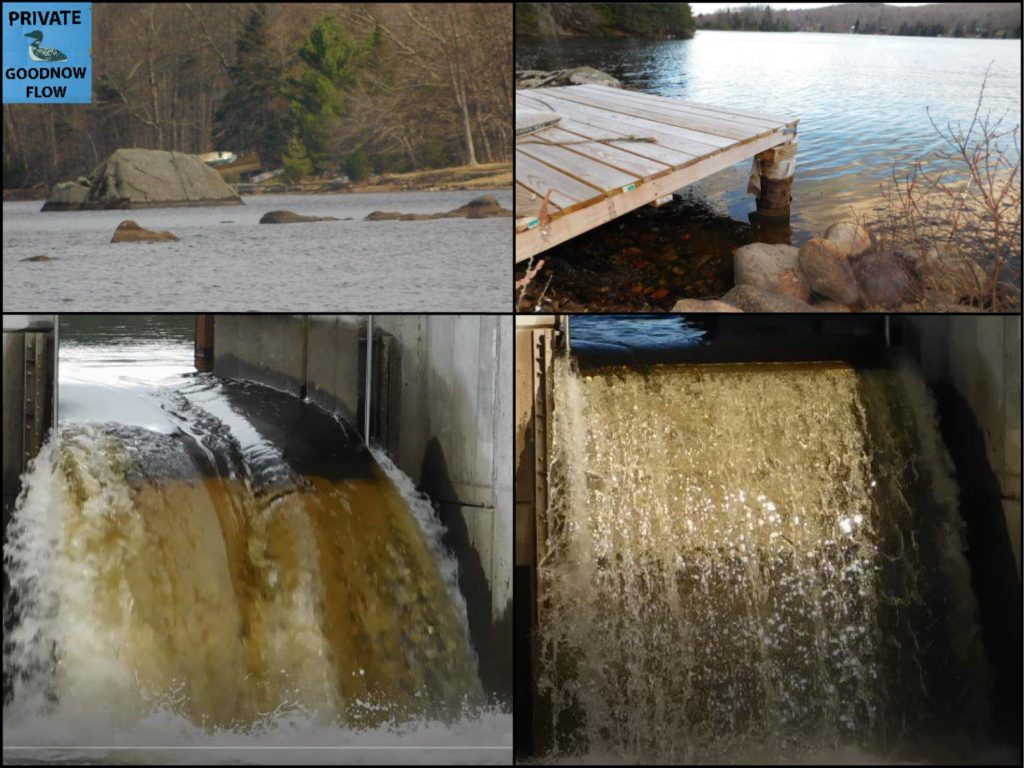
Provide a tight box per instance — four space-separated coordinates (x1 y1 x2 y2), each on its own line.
43 149 242 212
823 221 874 258
259 210 339 224
721 285 815 312
110 220 178 243
798 238 860 305
733 243 809 302
670 299 743 312
365 195 512 222
441 194 513 218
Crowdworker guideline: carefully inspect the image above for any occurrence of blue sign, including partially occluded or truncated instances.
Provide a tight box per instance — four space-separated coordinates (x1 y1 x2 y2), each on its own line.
3 3 91 103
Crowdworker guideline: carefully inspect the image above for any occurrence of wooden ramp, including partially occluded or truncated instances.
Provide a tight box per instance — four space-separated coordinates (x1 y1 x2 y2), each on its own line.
515 85 799 263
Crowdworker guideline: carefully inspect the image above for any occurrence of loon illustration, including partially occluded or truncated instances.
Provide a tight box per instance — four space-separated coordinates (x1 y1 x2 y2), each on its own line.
25 30 68 62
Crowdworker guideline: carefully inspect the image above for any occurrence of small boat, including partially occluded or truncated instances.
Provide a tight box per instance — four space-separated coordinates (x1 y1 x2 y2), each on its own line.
197 151 238 167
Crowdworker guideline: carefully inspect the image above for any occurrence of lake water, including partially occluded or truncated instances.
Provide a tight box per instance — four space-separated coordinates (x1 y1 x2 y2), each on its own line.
516 32 1020 310
3 190 512 312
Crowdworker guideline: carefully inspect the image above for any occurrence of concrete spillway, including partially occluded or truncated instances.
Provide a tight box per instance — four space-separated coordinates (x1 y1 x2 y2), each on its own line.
3 317 511 763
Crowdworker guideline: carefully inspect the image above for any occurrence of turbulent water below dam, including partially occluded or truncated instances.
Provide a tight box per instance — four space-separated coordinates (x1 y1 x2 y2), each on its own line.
538 356 1001 764
2 328 510 764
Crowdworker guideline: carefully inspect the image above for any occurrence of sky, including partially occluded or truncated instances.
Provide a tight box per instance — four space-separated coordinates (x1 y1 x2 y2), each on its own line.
691 3 929 14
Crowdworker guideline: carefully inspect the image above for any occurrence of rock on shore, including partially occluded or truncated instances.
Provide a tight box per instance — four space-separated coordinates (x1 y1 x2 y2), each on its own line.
43 149 242 211
733 243 809 302
516 67 622 89
798 238 860 305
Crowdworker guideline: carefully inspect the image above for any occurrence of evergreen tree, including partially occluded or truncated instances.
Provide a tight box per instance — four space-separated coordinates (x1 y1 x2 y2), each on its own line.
285 16 382 173
344 149 371 182
213 4 287 165
282 131 312 182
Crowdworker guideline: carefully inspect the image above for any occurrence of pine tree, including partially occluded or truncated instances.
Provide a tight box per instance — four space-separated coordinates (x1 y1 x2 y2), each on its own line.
285 16 381 173
282 132 312 182
213 4 287 165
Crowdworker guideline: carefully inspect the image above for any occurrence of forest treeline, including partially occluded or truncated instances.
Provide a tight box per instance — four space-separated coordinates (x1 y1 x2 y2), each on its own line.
516 3 695 39
696 3 1022 38
3 2 511 189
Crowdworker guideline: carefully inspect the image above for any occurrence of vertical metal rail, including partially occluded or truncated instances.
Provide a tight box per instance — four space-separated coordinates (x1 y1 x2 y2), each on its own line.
364 314 373 446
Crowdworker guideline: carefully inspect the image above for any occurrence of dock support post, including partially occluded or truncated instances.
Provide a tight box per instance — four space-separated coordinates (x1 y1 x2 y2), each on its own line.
753 140 797 222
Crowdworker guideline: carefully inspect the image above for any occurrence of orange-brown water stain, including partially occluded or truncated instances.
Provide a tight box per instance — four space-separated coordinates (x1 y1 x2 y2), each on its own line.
90 469 483 729
304 465 483 725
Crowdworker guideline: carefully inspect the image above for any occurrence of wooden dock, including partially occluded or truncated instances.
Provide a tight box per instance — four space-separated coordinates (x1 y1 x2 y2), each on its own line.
515 85 799 263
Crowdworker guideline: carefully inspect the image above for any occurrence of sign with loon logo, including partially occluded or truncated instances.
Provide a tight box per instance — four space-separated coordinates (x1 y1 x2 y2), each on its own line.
3 2 91 103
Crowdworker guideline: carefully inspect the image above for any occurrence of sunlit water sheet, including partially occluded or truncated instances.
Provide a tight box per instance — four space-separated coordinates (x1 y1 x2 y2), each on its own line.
536 355 1012 764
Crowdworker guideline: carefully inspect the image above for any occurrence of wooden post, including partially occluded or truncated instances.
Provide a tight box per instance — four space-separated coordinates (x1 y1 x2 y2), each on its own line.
754 140 797 222
194 315 215 372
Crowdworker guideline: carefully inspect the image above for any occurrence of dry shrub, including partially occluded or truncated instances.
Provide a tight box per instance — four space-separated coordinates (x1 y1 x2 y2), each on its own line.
872 67 1022 311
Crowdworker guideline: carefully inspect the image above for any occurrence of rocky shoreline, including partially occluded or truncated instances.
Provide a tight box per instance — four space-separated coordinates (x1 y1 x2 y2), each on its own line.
673 221 988 312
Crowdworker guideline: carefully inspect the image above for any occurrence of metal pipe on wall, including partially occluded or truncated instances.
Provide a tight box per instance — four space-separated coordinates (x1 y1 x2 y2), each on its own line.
364 315 373 446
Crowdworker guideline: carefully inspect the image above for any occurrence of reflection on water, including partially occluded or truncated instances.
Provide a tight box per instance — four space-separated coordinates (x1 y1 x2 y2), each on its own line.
515 32 1020 310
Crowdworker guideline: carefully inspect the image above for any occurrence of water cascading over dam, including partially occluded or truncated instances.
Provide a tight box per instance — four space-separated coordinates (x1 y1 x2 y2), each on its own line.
3 372 484 747
538 355 993 764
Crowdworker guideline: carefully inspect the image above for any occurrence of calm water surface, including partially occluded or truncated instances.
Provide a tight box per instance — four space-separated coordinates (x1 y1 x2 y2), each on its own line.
4 190 511 312
516 32 1020 309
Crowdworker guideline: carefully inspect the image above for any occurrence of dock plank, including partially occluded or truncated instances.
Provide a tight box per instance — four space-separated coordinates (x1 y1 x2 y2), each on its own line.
535 116 699 168
515 152 604 213
522 91 731 153
516 182 563 221
540 87 776 142
522 126 674 182
571 84 795 128
517 140 640 194
571 85 786 131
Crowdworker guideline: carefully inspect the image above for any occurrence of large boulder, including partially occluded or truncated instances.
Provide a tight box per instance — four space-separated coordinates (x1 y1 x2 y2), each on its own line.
110 220 178 243
721 285 815 312
670 299 743 312
732 243 809 302
516 67 621 89
823 221 874 258
259 210 339 224
798 238 860 305
40 181 90 211
43 149 242 211
852 250 916 309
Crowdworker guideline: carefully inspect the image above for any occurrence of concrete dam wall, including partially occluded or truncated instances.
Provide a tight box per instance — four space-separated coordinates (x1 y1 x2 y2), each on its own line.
210 314 512 700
